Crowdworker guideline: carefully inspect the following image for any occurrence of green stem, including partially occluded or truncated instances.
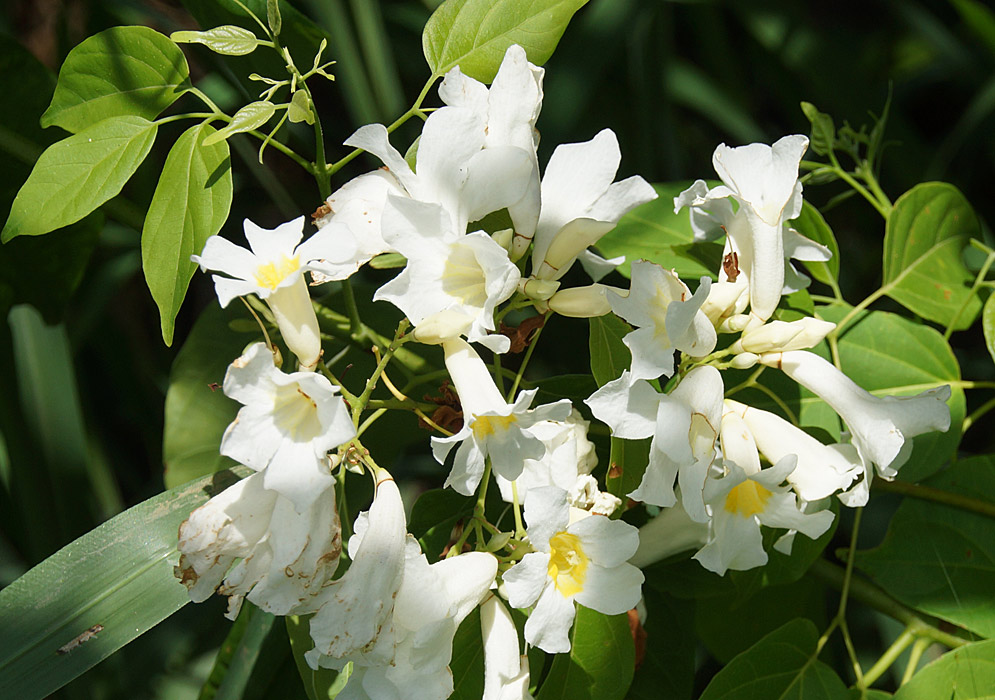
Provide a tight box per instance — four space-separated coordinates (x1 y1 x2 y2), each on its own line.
901 637 930 685
340 280 363 340
873 479 995 520
838 506 863 619
828 151 889 218
810 559 971 649
859 626 915 689
507 314 548 400
963 395 995 432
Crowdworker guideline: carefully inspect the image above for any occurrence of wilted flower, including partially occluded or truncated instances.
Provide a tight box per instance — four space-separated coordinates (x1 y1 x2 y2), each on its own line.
175 471 341 619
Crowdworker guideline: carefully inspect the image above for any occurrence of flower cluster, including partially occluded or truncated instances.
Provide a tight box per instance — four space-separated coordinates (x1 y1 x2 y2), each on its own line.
175 43 951 700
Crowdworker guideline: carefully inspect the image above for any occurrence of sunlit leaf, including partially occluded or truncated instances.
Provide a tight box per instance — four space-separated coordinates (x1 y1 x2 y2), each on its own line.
789 201 839 285
171 26 262 56
423 0 589 81
203 101 276 145
0 466 249 699
2 116 157 241
41 26 188 133
142 122 232 345
595 182 724 281
892 639 995 699
882 182 981 330
536 606 634 700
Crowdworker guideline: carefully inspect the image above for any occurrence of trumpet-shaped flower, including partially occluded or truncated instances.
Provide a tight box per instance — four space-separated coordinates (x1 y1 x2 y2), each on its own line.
220 342 356 512
503 486 643 653
586 367 723 520
629 498 709 569
481 595 535 700
193 216 359 369
324 542 498 700
608 261 717 379
440 44 544 259
531 129 657 281
342 102 533 238
374 196 521 353
432 338 572 495
307 473 408 667
693 411 835 575
175 471 341 619
759 350 952 480
674 135 828 321
730 317 836 355
724 399 862 502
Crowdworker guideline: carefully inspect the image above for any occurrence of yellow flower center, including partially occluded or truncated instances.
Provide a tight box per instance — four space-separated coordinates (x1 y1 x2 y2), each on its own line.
547 532 588 597
723 479 773 517
442 243 487 308
471 414 517 439
272 386 322 440
254 254 301 290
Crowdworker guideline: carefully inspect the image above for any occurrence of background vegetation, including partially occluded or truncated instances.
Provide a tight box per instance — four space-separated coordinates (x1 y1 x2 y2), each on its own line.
1 0 993 697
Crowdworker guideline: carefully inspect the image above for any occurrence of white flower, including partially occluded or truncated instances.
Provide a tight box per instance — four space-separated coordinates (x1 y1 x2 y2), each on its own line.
629 499 709 569
608 261 717 380
586 367 723 520
724 399 862 502
481 595 535 700
730 317 835 355
307 473 408 667
759 350 952 480
440 44 544 260
494 409 598 504
175 471 340 619
432 338 572 495
693 411 834 576
192 216 358 369
374 196 521 353
318 540 497 700
503 486 643 653
546 283 621 318
674 135 828 321
531 129 657 281
341 98 534 238
220 342 356 512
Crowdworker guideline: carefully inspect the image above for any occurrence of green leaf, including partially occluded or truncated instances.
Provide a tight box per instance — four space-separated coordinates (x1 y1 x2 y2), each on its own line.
41 26 189 133
696 577 827 664
450 607 485 700
204 101 276 145
142 122 233 345
698 619 848 699
882 182 982 330
982 294 995 366
588 313 631 387
606 436 649 504
855 456 995 639
0 466 249 699
951 0 995 58
892 639 995 699
200 602 276 700
267 0 283 37
817 304 965 483
595 182 724 280
423 0 590 81
2 116 158 241
800 101 835 156
409 488 474 562
536 606 634 700
288 89 314 124
286 616 347 700
535 374 599 403
628 588 695 700
171 26 262 56
788 201 839 285
163 302 258 489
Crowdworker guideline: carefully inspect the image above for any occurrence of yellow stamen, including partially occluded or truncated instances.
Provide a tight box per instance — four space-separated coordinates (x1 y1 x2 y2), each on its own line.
471 414 517 439
255 254 301 290
547 532 588 597
723 479 773 517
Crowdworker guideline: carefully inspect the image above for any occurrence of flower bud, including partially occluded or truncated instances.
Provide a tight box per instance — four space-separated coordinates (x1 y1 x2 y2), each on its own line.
733 318 835 354
547 284 620 318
